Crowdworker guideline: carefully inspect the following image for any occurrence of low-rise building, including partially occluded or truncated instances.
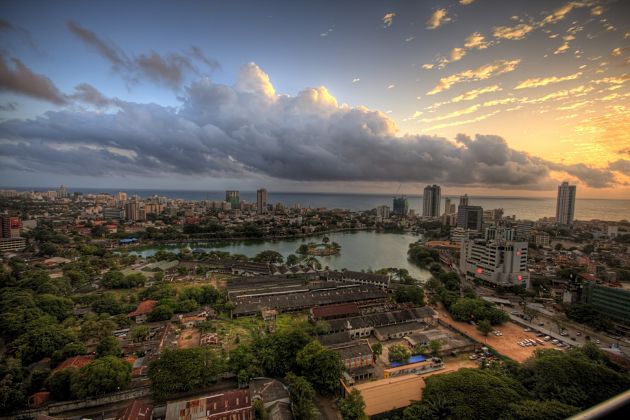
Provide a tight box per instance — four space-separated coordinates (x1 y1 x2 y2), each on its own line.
128 300 158 323
165 389 254 420
345 374 423 416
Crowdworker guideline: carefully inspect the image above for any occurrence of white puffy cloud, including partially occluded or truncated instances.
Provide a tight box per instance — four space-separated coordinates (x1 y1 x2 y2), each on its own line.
427 9 451 30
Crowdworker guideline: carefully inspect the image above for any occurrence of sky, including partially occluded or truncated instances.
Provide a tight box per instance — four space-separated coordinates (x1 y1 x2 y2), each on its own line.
1 0 629 198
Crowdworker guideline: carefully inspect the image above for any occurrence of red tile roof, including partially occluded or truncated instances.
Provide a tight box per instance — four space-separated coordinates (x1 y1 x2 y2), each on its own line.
128 300 158 317
53 355 94 372
116 400 153 420
311 302 360 319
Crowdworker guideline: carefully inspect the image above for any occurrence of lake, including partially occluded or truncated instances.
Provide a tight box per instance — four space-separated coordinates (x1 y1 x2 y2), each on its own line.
128 231 432 281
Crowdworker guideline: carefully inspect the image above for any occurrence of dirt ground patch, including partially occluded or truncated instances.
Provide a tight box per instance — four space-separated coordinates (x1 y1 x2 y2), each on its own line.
177 328 200 349
436 306 553 362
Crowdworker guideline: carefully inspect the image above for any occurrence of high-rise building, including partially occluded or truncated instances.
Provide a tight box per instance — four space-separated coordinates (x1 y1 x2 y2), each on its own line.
117 191 128 202
56 185 68 199
124 200 140 221
556 181 576 226
256 188 268 214
444 198 456 215
376 205 390 219
392 196 409 216
457 205 483 232
422 185 441 218
226 190 240 210
459 194 469 206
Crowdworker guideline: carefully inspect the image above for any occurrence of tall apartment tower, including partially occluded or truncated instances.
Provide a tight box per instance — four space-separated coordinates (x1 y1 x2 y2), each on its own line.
422 184 441 218
556 182 576 226
256 188 268 214
444 198 456 215
459 194 469 206
392 196 409 216
225 190 240 210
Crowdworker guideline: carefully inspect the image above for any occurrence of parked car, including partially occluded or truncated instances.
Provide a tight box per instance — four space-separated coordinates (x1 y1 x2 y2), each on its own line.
543 336 552 341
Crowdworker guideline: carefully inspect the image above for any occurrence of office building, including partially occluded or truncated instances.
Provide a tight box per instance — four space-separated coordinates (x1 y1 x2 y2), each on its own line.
103 207 124 220
515 220 534 241
582 282 630 328
422 185 441 218
376 205 390 219
117 191 128 202
556 181 576 226
459 194 469 206
460 238 529 287
484 226 515 241
256 188 268 214
392 196 409 217
0 215 21 239
0 237 26 253
226 190 240 210
457 205 483 232
483 208 504 225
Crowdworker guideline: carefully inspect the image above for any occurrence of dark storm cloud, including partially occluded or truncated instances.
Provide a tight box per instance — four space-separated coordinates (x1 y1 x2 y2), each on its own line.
0 63 618 188
66 21 219 89
0 54 67 104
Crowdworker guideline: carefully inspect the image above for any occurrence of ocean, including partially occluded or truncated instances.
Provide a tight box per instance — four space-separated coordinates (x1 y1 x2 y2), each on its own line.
12 188 629 222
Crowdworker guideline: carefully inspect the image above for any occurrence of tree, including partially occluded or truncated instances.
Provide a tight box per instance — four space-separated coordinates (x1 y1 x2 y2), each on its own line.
285 373 318 420
394 285 425 306
322 236 330 244
429 340 442 357
507 399 579 420
148 304 174 322
371 342 383 360
477 319 493 336
339 388 367 420
71 356 131 399
36 294 74 321
388 344 411 364
96 336 121 358
15 318 76 365
416 368 526 419
130 325 151 342
253 250 284 264
296 341 344 396
148 347 226 402
46 368 78 401
286 254 299 266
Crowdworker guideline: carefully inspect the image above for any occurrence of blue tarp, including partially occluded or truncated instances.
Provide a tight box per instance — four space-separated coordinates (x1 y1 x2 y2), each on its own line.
389 355 427 368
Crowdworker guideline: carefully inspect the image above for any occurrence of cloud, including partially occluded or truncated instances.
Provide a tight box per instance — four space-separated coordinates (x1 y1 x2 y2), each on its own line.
449 48 467 62
0 54 67 104
591 5 604 16
70 83 110 107
464 32 489 49
66 20 218 89
387 84 395 89
0 102 17 111
426 9 451 30
554 42 570 54
405 37 414 42
514 72 581 89
540 3 576 26
422 64 435 70
352 78 360 83
427 59 520 95
548 162 615 188
3 62 612 189
383 12 395 28
493 23 535 40
452 85 502 102
609 159 630 176
460 0 475 5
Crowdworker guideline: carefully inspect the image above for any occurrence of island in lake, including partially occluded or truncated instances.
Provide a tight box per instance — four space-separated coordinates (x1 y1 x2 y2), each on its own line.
297 237 341 256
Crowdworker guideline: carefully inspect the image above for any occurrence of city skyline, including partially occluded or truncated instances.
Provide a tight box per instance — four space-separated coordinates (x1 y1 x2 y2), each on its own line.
1 0 630 198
